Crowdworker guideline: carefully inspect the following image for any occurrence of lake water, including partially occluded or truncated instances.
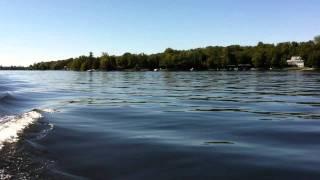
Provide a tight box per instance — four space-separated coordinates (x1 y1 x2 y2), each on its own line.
0 71 320 179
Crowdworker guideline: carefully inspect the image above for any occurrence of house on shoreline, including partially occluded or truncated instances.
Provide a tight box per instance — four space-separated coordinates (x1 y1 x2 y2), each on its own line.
287 56 305 68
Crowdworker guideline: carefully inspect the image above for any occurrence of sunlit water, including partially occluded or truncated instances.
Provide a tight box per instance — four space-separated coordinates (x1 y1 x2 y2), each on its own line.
0 71 320 179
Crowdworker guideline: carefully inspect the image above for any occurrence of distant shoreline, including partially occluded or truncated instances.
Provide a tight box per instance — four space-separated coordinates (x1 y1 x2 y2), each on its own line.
29 39 320 71
2 38 320 71
1 67 319 72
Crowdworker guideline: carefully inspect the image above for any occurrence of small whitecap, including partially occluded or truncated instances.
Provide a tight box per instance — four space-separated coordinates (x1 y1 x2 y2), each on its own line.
41 108 56 113
0 110 43 150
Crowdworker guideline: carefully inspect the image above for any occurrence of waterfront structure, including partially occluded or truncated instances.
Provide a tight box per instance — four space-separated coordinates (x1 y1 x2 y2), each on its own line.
287 56 305 68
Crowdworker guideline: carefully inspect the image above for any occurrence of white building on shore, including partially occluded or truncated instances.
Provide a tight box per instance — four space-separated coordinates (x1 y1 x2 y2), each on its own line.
287 56 305 68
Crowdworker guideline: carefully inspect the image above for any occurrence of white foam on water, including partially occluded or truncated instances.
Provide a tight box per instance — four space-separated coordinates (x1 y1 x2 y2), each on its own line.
0 169 11 179
0 111 43 150
35 108 57 113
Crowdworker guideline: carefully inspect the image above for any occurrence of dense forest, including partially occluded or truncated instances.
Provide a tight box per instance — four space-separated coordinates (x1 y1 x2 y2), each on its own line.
30 36 320 71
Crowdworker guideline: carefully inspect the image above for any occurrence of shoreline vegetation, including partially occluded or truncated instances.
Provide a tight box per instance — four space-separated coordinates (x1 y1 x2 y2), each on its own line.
2 36 320 71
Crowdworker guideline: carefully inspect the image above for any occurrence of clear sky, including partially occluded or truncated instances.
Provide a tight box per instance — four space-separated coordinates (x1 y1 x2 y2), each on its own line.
0 0 320 66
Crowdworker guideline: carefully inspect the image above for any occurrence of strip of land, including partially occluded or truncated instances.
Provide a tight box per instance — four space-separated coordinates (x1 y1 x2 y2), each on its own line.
2 36 320 71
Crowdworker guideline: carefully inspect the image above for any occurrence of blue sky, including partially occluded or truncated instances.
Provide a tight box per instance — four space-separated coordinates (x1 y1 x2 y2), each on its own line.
0 0 320 66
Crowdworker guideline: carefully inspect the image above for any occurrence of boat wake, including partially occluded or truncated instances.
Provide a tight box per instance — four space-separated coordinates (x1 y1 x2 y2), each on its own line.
0 108 56 179
0 108 55 150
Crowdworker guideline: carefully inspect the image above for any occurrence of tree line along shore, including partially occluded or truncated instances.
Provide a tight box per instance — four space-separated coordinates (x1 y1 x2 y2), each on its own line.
3 36 320 71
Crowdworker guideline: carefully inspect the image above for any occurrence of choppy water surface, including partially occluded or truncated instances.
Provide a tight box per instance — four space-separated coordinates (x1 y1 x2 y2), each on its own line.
0 71 320 179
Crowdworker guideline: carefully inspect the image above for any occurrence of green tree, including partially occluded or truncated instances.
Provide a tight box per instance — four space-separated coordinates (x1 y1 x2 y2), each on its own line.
99 55 108 70
271 50 282 68
99 53 117 70
71 59 81 70
308 51 320 68
147 55 160 69
252 50 267 68
80 61 89 71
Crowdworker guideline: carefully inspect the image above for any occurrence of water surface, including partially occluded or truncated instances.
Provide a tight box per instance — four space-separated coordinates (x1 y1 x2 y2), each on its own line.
1 71 320 179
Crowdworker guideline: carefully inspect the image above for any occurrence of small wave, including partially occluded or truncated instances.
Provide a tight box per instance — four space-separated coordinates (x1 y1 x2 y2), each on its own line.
35 123 54 140
204 141 235 145
0 92 15 102
0 110 43 150
33 108 57 113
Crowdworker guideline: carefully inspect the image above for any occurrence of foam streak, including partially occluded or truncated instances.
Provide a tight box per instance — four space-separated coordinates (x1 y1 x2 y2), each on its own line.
0 111 43 150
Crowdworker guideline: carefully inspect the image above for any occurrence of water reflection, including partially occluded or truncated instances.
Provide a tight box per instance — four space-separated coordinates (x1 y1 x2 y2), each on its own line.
1 70 320 179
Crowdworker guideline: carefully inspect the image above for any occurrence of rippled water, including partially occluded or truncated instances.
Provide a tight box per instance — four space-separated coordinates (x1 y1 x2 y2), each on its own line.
1 71 320 179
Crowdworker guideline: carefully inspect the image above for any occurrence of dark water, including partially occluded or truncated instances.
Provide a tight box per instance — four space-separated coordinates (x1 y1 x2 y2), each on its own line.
1 71 320 179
